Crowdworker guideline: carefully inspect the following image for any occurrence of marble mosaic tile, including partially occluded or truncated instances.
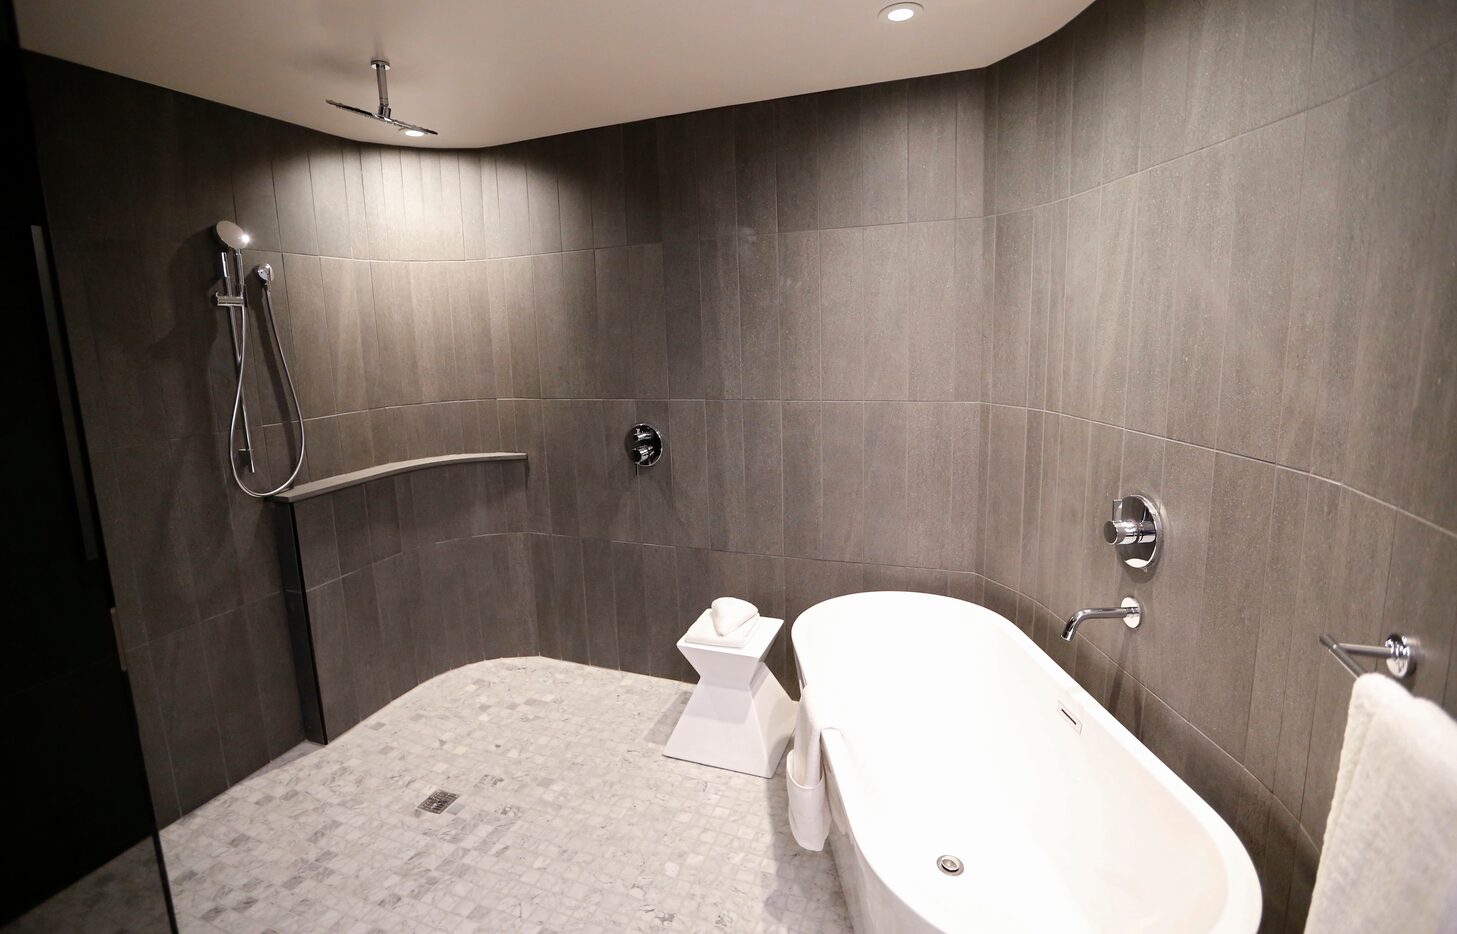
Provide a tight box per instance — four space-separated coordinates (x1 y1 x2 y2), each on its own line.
162 657 849 933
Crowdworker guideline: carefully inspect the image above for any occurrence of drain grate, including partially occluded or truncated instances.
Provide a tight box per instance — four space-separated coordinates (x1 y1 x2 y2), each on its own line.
417 790 460 814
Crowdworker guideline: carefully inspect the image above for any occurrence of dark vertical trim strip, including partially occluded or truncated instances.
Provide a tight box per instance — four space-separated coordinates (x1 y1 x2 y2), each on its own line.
276 504 327 743
148 830 180 934
31 224 99 560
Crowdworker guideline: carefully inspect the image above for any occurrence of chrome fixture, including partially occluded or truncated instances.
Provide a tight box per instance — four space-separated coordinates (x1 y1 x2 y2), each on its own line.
1105 493 1162 569
417 789 461 814
936 855 963 876
213 220 250 308
1320 633 1418 680
326 59 438 138
211 222 305 498
212 222 254 470
625 423 663 467
1062 597 1141 642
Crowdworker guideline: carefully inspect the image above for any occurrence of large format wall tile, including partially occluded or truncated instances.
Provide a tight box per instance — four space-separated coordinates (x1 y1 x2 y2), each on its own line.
148 624 228 814
1215 115 1304 462
1190 454 1278 759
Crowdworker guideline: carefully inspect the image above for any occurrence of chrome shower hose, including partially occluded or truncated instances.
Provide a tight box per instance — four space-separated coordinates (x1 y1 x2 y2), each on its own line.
228 266 305 498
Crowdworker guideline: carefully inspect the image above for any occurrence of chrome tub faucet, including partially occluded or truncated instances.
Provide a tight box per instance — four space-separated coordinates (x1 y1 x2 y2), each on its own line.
1061 598 1142 642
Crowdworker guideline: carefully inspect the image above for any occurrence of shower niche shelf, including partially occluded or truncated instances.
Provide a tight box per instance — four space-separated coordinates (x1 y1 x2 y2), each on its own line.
270 451 527 503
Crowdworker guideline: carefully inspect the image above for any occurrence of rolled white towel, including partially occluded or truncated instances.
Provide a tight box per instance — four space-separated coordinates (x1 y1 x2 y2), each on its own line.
681 609 758 649
710 596 758 636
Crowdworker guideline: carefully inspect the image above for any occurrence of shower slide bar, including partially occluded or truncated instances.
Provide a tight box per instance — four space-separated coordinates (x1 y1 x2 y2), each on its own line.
210 220 306 498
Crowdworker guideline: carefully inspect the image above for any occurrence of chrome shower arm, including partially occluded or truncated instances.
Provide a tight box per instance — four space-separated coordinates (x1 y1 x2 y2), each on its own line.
372 59 391 118
326 59 438 136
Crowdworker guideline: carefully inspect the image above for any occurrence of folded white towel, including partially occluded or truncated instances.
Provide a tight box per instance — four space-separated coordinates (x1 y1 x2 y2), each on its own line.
710 596 758 636
786 685 833 851
1306 674 1457 933
681 608 757 649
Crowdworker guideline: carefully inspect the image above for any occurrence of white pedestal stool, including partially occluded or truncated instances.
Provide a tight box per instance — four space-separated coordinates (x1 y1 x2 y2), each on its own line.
662 616 796 778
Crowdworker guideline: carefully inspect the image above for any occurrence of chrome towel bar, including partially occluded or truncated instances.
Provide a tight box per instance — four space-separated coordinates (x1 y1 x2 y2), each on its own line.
1319 633 1417 680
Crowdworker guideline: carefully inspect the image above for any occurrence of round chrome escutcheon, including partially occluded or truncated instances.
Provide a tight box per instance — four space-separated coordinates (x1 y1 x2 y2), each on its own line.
937 855 964 876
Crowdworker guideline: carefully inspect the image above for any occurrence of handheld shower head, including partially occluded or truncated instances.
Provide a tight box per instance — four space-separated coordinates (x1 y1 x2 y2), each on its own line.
213 220 251 308
326 59 438 138
256 263 273 283
215 220 251 250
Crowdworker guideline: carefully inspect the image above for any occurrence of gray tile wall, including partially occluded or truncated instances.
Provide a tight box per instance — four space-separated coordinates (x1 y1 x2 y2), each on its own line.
285 462 535 741
25 0 1457 927
24 58 556 822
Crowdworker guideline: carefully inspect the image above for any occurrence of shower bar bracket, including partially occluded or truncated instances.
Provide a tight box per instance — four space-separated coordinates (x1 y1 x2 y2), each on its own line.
213 250 246 309
1319 633 1417 680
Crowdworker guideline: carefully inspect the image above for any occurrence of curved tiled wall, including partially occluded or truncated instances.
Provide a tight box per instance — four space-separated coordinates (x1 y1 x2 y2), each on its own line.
26 2 1457 930
24 56 563 822
465 9 1457 929
282 459 534 741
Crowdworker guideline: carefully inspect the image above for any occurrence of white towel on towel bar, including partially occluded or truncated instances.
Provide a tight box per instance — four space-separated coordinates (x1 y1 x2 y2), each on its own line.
1306 673 1457 934
786 684 833 851
710 596 759 636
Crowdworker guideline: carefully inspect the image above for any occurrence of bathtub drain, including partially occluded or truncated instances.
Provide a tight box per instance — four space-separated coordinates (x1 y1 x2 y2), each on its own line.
937 855 964 876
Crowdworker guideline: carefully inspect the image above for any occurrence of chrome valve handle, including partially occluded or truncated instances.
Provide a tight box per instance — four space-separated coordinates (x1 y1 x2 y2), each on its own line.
1105 494 1162 569
1104 497 1157 545
624 423 663 467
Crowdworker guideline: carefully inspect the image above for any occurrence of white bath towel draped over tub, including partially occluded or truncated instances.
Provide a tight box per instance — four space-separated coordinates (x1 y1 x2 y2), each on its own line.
786 685 834 851
1306 673 1457 934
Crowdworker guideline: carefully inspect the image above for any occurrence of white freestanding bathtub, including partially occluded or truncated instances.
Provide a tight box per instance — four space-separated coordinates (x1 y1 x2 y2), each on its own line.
792 592 1261 933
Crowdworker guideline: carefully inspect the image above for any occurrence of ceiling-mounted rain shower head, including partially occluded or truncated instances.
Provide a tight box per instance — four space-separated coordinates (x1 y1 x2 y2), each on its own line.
326 59 438 138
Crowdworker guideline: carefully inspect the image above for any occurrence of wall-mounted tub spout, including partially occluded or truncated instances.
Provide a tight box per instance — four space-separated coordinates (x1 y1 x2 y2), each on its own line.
1062 597 1141 642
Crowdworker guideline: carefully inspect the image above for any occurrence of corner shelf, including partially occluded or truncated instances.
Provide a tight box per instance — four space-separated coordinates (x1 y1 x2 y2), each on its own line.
270 452 527 504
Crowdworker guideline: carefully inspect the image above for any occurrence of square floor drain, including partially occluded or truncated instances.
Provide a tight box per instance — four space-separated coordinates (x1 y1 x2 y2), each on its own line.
417 790 460 814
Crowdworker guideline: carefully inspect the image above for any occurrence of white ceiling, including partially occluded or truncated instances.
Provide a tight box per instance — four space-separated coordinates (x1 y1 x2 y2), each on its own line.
17 0 1091 149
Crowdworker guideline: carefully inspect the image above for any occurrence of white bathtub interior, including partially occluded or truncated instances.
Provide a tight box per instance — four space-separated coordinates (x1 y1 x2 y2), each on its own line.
795 592 1261 933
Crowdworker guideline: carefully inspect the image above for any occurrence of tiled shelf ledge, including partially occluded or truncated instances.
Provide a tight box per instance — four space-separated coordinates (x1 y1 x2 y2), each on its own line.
270 452 528 504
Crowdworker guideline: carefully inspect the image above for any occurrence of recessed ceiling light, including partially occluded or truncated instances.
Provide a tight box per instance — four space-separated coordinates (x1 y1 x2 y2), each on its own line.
400 127 427 138
880 2 922 22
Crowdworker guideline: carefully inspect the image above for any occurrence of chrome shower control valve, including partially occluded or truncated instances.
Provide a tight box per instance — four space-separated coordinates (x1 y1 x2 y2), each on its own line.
1105 493 1162 569
625 423 663 467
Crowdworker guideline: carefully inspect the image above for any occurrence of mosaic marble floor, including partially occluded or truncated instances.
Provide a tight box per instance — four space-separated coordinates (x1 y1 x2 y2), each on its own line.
161 657 851 933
